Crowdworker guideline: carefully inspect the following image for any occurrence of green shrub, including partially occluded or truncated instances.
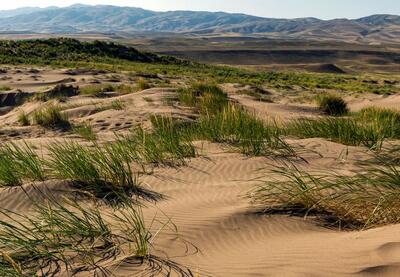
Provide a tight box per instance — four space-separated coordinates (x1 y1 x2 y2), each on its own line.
316 94 348 116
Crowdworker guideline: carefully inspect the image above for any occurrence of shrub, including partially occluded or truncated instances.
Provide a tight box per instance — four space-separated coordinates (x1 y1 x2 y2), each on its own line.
316 94 348 116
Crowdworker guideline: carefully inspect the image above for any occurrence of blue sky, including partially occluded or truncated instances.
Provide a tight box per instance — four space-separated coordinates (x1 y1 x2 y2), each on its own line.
2 0 400 19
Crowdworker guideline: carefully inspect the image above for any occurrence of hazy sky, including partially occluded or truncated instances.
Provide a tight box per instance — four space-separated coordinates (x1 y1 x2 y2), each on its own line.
2 0 399 19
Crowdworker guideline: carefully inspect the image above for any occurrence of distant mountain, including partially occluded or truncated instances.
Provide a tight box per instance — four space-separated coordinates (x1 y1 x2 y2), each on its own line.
0 5 398 44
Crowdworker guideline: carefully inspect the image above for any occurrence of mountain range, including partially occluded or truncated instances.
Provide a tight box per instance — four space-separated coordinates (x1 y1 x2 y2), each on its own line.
0 5 399 43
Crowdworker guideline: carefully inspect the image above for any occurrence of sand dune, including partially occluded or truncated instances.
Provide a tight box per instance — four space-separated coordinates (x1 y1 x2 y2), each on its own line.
1 67 400 276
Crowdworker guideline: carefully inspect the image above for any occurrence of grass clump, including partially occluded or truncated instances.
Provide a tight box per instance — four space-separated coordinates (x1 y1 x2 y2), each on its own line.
116 116 196 168
249 161 400 229
357 107 400 139
72 123 97 141
0 86 11 91
80 84 134 96
17 111 30 126
315 94 348 116
47 142 138 200
136 78 151 91
0 197 155 275
32 106 70 129
195 104 293 156
177 88 196 107
0 142 45 186
288 106 400 149
288 117 382 149
177 83 228 113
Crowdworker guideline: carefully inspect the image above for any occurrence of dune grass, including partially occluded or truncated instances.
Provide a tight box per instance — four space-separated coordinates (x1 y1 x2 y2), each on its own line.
115 117 196 168
287 106 400 150
47 142 138 200
17 111 30 126
136 78 151 91
0 197 154 276
72 123 97 141
32 106 70 129
80 84 134 96
194 104 293 156
250 160 400 229
0 142 45 187
315 94 348 116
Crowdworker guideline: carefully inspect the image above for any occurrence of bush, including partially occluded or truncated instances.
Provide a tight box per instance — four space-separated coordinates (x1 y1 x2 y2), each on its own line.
316 94 348 116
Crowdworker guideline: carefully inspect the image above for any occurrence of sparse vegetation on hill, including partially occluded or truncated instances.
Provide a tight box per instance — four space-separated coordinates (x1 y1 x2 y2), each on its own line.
0 38 181 65
0 38 396 95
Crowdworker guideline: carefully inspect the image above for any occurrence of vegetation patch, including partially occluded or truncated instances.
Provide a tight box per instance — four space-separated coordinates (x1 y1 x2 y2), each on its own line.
72 123 97 141
32 105 70 129
0 142 45 187
80 84 134 96
47 142 138 200
287 106 400 149
249 160 400 229
315 94 348 116
0 197 159 276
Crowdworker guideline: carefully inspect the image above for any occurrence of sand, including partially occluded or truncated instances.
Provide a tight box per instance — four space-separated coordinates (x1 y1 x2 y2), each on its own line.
0 68 400 276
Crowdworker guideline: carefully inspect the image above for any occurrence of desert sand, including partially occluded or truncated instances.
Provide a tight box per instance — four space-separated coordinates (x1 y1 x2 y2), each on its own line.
1 67 400 277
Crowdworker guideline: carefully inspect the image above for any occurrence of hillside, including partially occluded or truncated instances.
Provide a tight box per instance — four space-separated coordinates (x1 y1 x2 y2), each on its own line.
0 38 181 65
0 5 399 44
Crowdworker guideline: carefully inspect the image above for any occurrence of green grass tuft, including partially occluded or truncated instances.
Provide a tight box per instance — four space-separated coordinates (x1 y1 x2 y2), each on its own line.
288 106 400 149
315 94 348 116
72 123 97 141
32 106 70 129
0 142 45 186
249 160 400 229
0 197 154 275
17 111 30 126
47 141 138 200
